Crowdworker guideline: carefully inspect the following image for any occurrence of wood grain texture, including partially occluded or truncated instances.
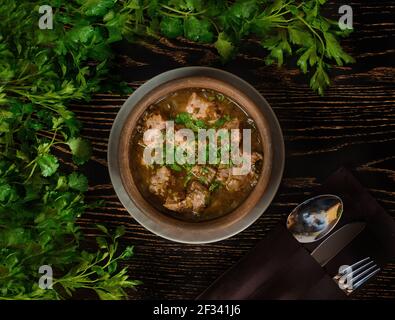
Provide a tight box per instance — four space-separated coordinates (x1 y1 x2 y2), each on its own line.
62 0 395 299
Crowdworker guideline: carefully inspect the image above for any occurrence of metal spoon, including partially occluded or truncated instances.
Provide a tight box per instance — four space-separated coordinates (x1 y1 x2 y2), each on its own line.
286 194 343 243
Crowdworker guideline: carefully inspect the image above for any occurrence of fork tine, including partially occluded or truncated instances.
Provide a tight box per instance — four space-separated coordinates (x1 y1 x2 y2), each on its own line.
339 257 370 275
334 257 381 294
352 262 378 284
352 267 380 290
351 260 375 279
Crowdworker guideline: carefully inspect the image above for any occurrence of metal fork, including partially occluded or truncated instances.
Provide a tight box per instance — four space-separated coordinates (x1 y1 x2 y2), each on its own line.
333 257 380 295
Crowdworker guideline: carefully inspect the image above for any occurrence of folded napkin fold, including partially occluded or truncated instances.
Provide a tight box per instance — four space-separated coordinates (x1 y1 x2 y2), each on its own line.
197 167 395 300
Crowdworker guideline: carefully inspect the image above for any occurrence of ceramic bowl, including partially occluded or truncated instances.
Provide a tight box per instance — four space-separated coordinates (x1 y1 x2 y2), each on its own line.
108 67 284 243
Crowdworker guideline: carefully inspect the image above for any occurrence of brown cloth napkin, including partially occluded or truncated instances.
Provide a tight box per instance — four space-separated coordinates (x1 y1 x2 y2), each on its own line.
197 167 395 300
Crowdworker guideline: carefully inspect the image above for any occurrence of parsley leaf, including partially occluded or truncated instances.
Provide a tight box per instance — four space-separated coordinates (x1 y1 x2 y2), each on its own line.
66 138 92 165
184 16 214 43
175 112 207 132
37 154 59 177
160 17 184 38
214 32 235 61
81 0 116 17
0 0 140 300
68 172 89 192
152 0 353 94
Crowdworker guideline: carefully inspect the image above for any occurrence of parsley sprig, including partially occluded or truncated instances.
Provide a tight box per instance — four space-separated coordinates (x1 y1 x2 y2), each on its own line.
129 0 354 94
160 0 354 94
0 0 137 300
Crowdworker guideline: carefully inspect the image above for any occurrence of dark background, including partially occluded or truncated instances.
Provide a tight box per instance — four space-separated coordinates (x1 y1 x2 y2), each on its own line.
67 0 395 299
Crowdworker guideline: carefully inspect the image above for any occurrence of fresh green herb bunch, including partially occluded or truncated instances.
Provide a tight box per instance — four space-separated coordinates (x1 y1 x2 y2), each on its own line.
86 0 352 94
0 0 138 300
157 0 354 94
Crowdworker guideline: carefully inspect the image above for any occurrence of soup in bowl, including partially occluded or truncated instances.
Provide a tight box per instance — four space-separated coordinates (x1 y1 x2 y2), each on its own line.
109 68 284 243
131 88 264 222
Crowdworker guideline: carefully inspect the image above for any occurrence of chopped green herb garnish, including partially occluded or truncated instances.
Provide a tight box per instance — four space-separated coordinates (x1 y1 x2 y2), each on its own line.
199 177 209 185
209 180 222 192
169 163 183 172
184 172 194 187
213 115 232 128
201 166 209 174
195 119 207 128
175 112 207 132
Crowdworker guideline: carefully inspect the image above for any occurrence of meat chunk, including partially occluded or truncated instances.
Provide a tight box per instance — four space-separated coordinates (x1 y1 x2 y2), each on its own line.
144 113 166 130
185 92 218 121
222 118 240 130
164 181 209 214
163 200 182 212
225 174 257 192
149 166 173 198
174 131 195 154
190 166 216 186
162 191 185 211
140 128 164 166
219 118 241 145
251 152 263 165
217 169 257 192
142 128 163 146
215 152 262 192
187 181 209 213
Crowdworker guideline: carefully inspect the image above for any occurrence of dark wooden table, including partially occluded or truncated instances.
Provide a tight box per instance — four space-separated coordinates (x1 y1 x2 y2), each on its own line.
68 0 395 299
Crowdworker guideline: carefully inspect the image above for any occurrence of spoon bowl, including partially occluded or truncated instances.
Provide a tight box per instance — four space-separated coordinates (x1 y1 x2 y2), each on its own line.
286 194 343 243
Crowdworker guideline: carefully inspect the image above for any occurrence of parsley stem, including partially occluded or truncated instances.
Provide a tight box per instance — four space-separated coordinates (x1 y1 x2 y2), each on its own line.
272 1 294 15
43 127 59 153
160 4 207 17
24 162 37 183
296 15 326 59
208 17 220 35
157 10 184 19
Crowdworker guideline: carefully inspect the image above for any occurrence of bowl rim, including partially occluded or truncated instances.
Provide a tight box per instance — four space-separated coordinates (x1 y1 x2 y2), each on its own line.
108 67 285 243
